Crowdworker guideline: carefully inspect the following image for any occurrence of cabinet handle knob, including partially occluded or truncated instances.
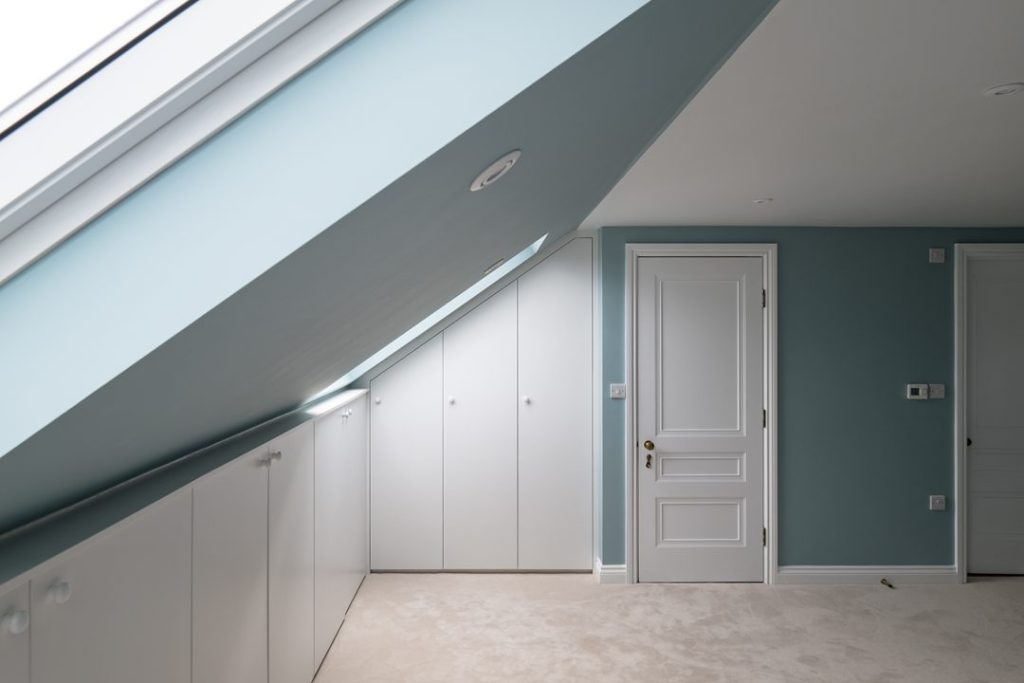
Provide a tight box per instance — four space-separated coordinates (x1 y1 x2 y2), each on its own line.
47 581 72 605
448 396 455 405
1 609 29 635
522 396 532 405
270 451 283 462
643 440 655 451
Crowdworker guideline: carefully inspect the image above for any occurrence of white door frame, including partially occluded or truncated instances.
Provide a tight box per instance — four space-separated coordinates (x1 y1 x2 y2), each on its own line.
953 243 1024 583
624 243 778 584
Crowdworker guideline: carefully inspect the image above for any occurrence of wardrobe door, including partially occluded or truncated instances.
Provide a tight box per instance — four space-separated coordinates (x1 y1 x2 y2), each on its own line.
518 238 593 570
0 583 30 683
443 284 518 569
370 335 443 570
314 394 368 666
268 423 316 683
193 447 270 683
30 492 192 683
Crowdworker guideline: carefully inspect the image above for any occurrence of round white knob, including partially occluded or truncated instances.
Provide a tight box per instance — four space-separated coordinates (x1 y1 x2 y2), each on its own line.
270 451 283 462
523 396 532 405
47 581 72 605
1 609 29 635
374 397 382 405
448 396 455 405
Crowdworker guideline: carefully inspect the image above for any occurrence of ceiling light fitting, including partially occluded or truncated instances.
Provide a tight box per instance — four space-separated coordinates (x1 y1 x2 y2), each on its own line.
983 83 1024 97
470 150 521 191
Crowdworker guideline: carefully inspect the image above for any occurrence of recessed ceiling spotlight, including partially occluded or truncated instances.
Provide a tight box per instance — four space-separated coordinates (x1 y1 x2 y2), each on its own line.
983 82 1024 97
753 197 774 205
470 150 521 192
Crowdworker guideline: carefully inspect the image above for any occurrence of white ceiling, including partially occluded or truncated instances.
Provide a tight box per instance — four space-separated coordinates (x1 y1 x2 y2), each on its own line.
584 0 1024 228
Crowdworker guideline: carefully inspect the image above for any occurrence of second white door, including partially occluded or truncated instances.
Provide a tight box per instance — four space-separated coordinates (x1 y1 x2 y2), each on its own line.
636 255 765 582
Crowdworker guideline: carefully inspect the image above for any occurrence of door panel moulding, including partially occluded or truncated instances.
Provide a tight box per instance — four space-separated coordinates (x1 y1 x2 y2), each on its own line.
624 243 777 584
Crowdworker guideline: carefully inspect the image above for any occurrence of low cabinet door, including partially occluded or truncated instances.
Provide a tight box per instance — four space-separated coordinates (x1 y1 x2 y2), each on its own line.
0 583 30 683
370 335 443 570
314 395 368 666
193 447 270 683
269 423 316 683
30 492 192 683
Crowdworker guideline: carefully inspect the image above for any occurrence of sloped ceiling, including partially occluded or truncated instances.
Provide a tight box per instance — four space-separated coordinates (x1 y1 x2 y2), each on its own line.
0 0 775 533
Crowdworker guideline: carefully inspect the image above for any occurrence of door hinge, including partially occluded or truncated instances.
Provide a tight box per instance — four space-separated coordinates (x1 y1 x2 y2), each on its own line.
762 289 766 308
762 409 767 428
763 527 767 547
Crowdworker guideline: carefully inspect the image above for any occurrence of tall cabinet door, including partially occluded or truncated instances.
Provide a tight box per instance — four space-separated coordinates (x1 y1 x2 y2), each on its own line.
268 423 316 683
193 446 270 683
0 583 30 683
370 335 443 570
314 394 368 666
518 238 593 570
30 492 192 683
443 284 518 569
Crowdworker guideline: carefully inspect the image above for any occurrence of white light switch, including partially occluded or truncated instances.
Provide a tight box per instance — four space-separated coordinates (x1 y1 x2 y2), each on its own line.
929 248 946 264
906 384 928 400
609 383 626 399
929 495 946 511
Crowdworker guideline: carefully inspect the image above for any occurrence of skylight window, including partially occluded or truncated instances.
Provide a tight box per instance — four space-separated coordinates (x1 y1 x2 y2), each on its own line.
0 0 193 138
305 233 548 412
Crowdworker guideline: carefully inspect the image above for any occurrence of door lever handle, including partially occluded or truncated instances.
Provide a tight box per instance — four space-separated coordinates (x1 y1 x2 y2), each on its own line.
645 454 653 469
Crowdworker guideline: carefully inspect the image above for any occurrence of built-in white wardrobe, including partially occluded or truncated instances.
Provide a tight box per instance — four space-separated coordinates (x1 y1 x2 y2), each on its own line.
0 391 368 683
370 238 593 571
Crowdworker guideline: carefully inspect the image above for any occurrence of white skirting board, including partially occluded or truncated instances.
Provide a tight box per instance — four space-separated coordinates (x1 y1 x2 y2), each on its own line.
594 559 627 584
775 565 960 585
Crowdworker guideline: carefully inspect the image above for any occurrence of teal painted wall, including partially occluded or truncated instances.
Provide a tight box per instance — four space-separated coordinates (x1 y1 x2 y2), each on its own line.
600 226 1024 566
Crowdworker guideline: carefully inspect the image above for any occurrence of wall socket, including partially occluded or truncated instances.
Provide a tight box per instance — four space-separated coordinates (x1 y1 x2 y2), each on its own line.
929 495 946 511
929 248 946 264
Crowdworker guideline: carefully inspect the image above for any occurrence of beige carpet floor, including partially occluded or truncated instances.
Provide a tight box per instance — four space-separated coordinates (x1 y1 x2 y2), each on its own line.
315 573 1024 683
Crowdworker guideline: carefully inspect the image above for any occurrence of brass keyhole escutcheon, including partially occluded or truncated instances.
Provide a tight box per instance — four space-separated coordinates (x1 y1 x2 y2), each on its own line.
643 440 655 450
645 454 653 469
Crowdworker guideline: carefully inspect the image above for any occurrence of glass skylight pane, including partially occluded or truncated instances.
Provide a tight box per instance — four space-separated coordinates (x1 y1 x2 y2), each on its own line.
0 1 177 128
305 234 548 411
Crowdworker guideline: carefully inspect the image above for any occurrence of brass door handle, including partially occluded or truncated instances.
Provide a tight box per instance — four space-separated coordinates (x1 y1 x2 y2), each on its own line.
643 440 655 451
645 454 653 469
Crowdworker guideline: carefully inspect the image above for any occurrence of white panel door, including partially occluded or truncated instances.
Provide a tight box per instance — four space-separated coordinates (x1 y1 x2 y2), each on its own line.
370 335 443 570
518 238 593 570
193 446 270 683
314 395 368 666
30 492 191 683
637 256 764 582
968 254 1024 574
0 583 30 683
443 284 518 569
268 423 316 683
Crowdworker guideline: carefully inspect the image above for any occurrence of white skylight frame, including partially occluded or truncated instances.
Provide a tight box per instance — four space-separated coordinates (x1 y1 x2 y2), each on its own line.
0 0 408 277
305 233 548 411
0 0 189 137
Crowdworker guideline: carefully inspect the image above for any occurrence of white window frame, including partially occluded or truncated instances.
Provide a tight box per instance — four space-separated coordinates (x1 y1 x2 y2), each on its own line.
0 0 403 286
